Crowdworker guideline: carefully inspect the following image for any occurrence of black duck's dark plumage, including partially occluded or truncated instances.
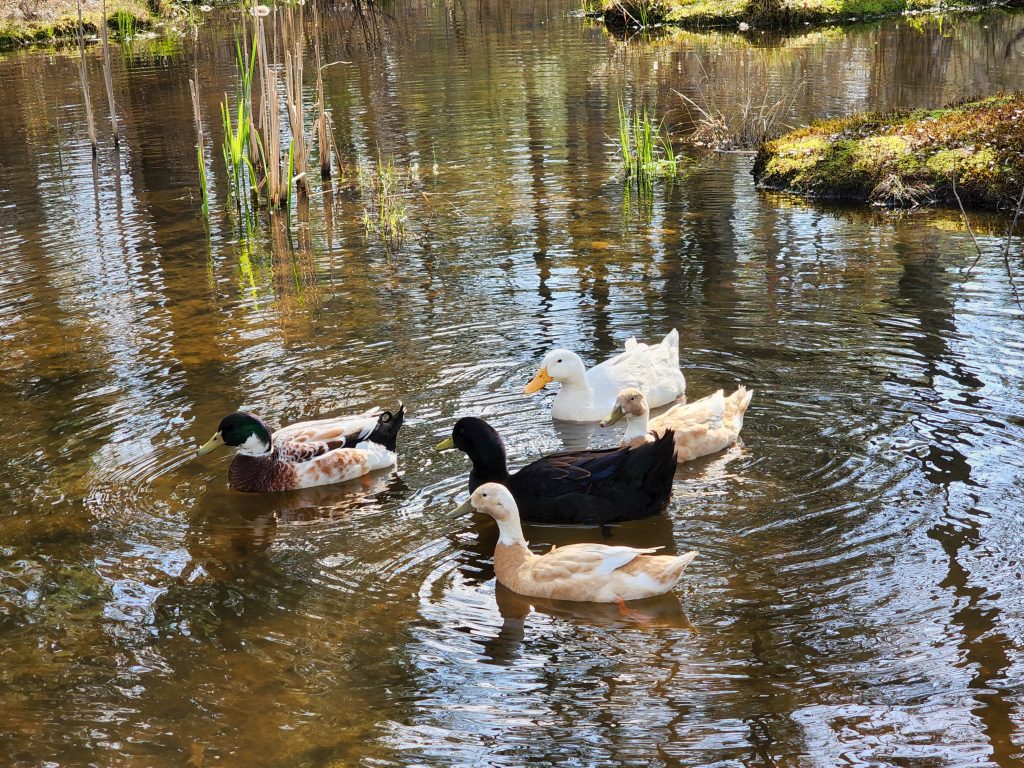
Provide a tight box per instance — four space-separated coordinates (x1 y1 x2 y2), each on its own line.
446 417 677 524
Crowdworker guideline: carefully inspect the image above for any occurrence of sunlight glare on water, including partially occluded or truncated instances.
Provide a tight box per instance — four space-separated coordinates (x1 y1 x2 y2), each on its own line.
0 2 1023 765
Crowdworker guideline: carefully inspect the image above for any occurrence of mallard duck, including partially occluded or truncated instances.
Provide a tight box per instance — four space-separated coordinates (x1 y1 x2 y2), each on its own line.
523 329 686 421
197 405 405 492
456 483 697 602
602 386 752 461
435 416 676 524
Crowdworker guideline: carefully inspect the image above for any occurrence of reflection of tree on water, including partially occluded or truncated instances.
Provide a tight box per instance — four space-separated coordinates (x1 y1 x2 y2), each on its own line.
891 234 1017 766
132 471 419 764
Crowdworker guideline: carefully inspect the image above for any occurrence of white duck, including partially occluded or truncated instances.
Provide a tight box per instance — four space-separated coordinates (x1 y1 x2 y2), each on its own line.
601 386 752 461
523 329 686 421
460 483 698 603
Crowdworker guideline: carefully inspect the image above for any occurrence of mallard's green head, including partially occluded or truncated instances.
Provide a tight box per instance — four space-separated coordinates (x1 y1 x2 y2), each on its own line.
197 412 273 457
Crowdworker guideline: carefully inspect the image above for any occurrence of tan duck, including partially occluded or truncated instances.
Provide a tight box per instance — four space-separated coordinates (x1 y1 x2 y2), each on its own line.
197 405 404 492
458 483 697 603
601 386 752 461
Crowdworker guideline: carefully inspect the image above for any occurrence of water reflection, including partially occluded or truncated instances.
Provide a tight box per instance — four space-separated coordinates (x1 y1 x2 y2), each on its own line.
0 0 1023 765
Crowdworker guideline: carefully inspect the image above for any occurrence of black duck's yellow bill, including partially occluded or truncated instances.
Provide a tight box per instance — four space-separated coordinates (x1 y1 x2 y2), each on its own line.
523 367 552 394
435 436 455 451
197 432 224 456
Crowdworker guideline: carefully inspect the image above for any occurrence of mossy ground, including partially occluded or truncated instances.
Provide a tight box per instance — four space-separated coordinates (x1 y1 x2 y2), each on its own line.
752 94 1024 210
603 0 1024 28
0 0 157 50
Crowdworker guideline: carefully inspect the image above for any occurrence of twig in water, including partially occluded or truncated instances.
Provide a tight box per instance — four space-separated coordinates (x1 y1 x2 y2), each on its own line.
953 162 984 276
1000 186 1024 311
76 0 98 154
101 0 119 147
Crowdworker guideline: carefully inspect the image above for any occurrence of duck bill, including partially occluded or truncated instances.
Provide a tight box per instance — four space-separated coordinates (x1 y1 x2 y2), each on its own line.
523 367 553 394
197 432 224 456
600 404 624 427
451 498 475 516
435 436 455 451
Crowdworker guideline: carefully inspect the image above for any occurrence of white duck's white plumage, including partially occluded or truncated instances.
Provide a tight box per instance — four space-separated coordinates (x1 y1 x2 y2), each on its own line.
524 329 687 421
466 483 698 603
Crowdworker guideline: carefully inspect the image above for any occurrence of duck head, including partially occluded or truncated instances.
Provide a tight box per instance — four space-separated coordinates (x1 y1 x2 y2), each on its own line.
524 350 588 394
435 416 509 481
601 387 649 427
466 483 526 546
197 412 273 457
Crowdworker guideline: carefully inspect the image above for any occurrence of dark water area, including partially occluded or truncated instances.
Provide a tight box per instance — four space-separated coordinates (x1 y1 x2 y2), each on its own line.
1 2 1024 765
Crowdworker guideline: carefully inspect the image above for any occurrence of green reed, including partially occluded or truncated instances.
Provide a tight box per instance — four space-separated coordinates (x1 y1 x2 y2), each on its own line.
190 78 209 220
113 10 136 41
617 100 680 191
360 157 408 247
221 26 257 214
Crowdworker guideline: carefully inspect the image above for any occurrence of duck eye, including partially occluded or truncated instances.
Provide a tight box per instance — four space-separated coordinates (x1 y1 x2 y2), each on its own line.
556 358 562 363
482 493 488 497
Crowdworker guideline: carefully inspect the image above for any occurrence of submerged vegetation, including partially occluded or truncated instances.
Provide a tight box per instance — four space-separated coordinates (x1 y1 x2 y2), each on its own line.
753 94 1024 210
602 0 1024 29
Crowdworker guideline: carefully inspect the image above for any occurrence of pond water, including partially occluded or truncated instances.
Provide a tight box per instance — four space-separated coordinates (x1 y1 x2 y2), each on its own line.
1 2 1024 765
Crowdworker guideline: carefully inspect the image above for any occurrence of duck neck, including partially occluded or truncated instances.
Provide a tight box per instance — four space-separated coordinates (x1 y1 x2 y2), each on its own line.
553 372 594 412
622 410 650 444
238 432 274 458
495 516 528 548
467 442 509 489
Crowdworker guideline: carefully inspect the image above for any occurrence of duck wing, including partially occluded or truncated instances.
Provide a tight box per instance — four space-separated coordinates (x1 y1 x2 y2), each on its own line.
287 441 397 488
272 407 386 463
511 445 634 490
652 390 725 431
531 544 662 582
586 330 685 408
507 430 677 524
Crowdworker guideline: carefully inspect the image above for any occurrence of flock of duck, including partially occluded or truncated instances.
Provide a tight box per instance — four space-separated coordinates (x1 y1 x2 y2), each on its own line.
197 329 753 606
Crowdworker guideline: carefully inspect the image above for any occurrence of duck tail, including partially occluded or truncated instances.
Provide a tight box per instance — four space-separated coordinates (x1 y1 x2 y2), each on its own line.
367 403 405 452
661 328 681 368
725 386 753 430
637 428 678 512
662 550 698 584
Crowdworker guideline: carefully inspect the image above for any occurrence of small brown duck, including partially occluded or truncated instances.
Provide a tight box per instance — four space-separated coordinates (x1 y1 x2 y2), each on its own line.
458 483 697 603
197 405 404 492
602 386 752 461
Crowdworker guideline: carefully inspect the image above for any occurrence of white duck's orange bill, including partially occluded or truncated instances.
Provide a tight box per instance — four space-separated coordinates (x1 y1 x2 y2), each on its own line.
523 367 553 394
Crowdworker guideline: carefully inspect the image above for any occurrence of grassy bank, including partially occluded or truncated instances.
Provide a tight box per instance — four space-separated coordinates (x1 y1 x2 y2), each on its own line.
603 0 1024 28
0 0 160 49
751 94 1024 210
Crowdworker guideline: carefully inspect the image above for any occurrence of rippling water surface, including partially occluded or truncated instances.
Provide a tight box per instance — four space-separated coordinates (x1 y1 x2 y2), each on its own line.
1 2 1024 765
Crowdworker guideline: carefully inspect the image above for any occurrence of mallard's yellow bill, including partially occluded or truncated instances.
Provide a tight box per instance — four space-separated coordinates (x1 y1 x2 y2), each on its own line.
600 405 624 427
451 498 474 516
435 436 455 451
523 367 552 394
197 432 224 456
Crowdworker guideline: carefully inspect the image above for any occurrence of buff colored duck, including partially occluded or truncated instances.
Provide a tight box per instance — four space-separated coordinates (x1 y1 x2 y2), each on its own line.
457 483 697 603
523 329 686 421
197 405 404 492
602 386 752 461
